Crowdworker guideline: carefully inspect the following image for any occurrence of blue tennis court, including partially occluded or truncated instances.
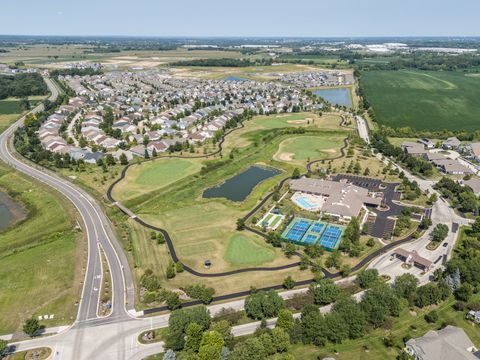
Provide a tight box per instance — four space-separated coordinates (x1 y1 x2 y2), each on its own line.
318 225 343 250
310 223 325 234
284 219 312 242
304 234 318 244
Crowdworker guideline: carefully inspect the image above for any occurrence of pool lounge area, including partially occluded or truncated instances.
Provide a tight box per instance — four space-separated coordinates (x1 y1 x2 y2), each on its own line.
281 217 344 251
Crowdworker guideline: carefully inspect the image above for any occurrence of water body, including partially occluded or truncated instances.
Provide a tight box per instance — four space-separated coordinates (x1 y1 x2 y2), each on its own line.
223 76 249 82
203 165 281 202
314 88 352 107
0 192 26 231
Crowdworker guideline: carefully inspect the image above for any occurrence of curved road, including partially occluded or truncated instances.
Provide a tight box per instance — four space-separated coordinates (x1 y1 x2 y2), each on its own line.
0 78 136 326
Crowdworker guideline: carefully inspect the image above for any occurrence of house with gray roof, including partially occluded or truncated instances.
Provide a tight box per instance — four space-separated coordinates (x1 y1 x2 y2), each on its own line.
405 325 479 360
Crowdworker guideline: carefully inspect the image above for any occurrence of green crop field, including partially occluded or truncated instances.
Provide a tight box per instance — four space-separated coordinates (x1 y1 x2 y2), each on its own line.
224 234 276 265
360 70 480 131
274 134 345 165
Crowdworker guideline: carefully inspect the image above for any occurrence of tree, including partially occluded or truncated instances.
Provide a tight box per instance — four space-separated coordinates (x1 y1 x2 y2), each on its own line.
211 320 233 346
165 291 181 310
184 322 204 353
157 232 166 244
119 153 128 165
185 284 215 304
230 338 267 360
324 312 349 343
276 308 294 333
166 260 176 279
163 349 177 360
283 276 295 290
292 168 301 179
471 216 480 235
105 154 116 166
310 279 341 305
300 305 326 346
415 283 442 308
360 285 401 327
198 330 224 360
165 306 211 350
332 296 367 339
175 262 184 273
432 224 449 242
355 269 380 289
236 218 245 230
344 217 361 243
140 270 161 291
0 339 7 355
394 273 419 305
284 243 296 258
424 310 439 323
271 327 290 352
244 290 285 320
325 250 342 269
23 318 40 337
455 283 474 302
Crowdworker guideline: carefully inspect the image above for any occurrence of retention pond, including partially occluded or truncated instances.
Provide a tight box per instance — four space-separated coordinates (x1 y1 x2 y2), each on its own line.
203 165 281 202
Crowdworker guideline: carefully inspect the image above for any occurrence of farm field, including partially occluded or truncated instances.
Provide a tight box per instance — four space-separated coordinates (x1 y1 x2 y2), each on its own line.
112 157 204 204
0 163 83 334
0 96 45 134
360 70 480 130
274 134 345 165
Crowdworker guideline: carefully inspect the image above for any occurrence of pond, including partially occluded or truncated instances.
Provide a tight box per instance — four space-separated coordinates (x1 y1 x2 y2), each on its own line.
223 76 249 82
203 165 281 202
0 192 26 231
313 88 352 107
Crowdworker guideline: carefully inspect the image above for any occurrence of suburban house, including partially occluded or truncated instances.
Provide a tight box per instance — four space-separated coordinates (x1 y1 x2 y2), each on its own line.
405 325 479 360
418 138 436 149
402 141 427 157
464 177 480 196
442 137 461 150
289 178 382 220
467 142 480 162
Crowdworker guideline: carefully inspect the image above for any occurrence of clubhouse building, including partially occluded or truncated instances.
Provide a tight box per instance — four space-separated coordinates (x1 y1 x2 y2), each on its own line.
289 178 382 221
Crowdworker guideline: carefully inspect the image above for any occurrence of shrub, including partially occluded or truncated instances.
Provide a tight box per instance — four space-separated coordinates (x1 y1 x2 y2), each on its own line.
185 284 215 304
454 301 466 311
424 310 439 323
213 308 243 325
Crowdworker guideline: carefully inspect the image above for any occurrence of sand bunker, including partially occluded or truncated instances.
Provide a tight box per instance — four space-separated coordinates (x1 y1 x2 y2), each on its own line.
276 152 294 161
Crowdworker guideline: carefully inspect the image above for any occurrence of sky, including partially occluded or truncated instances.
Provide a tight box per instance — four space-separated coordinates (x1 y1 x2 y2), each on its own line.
1 0 479 37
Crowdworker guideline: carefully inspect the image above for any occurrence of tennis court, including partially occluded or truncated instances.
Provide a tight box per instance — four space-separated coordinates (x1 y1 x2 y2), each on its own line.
318 225 344 250
283 219 312 242
281 217 344 250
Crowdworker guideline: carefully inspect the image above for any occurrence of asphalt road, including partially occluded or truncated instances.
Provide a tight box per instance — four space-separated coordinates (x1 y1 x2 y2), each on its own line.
0 78 136 326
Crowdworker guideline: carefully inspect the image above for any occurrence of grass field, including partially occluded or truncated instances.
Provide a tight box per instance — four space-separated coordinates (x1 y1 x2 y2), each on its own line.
112 158 204 204
0 163 83 334
360 70 480 131
224 234 276 265
274 134 345 165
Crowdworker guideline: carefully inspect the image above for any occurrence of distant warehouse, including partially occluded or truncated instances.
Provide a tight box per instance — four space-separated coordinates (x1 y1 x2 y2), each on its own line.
289 178 381 220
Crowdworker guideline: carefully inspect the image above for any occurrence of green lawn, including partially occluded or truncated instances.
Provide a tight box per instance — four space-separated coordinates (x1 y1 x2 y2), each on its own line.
113 157 203 204
360 70 480 130
224 234 276 265
0 163 82 334
0 232 80 334
274 134 345 165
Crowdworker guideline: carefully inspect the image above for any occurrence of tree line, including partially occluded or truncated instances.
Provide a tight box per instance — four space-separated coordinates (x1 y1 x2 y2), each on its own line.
0 73 48 100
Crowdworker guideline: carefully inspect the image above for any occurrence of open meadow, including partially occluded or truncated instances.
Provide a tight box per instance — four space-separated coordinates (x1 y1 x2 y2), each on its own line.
360 70 480 131
0 163 84 334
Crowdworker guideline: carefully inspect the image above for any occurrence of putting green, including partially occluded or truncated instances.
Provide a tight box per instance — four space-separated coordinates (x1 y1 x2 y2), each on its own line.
113 157 203 203
224 234 275 265
274 135 344 164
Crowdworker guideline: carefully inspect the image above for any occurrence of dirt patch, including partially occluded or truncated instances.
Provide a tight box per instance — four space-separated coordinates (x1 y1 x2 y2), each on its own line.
287 120 308 124
276 152 294 161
